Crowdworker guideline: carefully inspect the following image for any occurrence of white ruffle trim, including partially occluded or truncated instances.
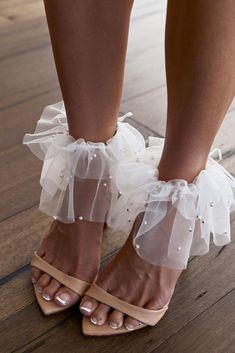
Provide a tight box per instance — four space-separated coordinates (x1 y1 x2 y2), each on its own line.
107 137 235 270
23 101 145 223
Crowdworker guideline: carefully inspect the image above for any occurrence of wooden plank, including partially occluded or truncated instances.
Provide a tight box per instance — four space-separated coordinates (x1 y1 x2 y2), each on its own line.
4 212 234 353
151 288 235 353
0 0 44 24
1 1 235 352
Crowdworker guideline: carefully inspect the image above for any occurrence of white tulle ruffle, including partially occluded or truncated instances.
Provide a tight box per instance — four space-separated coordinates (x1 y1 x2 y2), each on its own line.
107 137 235 270
23 101 145 223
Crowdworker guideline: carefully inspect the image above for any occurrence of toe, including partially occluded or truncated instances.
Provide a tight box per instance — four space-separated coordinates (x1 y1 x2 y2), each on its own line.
124 316 145 332
31 266 42 284
41 278 61 301
35 273 51 294
54 287 80 307
108 309 124 330
80 295 99 316
89 303 111 326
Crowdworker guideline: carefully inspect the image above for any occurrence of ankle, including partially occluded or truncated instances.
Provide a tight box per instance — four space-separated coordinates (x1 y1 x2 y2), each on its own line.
158 155 207 183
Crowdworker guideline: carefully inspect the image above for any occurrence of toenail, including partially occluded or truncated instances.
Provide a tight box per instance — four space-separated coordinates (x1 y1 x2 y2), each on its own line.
31 278 36 284
55 293 70 305
42 294 51 301
36 286 42 293
80 301 93 313
109 322 118 329
125 324 134 331
90 317 98 325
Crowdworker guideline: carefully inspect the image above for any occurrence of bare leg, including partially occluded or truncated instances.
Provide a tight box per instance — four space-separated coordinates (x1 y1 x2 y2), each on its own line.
159 0 235 182
81 0 235 331
31 0 134 308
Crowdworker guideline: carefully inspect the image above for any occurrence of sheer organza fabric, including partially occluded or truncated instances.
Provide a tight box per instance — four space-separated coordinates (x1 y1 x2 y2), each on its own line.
23 102 235 271
108 137 235 269
23 101 145 223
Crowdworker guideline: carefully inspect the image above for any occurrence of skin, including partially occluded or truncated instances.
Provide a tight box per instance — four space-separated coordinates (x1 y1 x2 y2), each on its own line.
31 0 235 329
81 0 235 331
31 0 134 308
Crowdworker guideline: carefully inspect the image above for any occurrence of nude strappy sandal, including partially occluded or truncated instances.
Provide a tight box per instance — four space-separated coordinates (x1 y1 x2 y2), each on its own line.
82 284 169 336
32 252 92 315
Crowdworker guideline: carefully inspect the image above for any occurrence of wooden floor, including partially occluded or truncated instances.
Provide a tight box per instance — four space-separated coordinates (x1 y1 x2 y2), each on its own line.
1 0 235 352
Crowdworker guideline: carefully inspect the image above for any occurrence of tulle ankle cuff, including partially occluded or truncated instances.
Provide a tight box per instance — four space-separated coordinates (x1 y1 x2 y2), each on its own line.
107 137 235 270
23 101 145 223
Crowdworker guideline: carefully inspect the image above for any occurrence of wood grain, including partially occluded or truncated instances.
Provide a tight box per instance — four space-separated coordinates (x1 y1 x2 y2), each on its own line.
0 0 235 352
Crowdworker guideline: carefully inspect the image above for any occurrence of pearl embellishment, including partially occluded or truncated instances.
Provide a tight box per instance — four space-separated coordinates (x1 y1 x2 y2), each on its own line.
103 182 107 187
177 246 182 251
78 216 83 220
117 191 122 198
210 202 215 207
135 244 140 250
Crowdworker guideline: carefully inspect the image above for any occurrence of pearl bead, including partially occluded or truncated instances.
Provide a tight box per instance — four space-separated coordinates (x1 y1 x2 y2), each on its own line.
144 221 147 225
135 244 140 250
200 234 205 238
177 246 182 251
103 182 107 187
93 153 97 158
78 216 83 220
117 191 122 198
53 216 57 220
210 202 215 207
108 175 112 179
197 215 202 220
188 227 193 232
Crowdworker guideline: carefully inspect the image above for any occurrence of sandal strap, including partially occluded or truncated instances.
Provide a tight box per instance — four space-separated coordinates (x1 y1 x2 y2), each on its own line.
31 252 91 295
85 284 169 326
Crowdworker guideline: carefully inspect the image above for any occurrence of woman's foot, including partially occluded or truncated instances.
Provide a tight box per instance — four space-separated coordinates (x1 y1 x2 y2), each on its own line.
80 222 182 331
31 219 103 309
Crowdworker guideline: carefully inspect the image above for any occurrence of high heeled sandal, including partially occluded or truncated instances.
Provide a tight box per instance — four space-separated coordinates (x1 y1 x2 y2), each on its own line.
23 101 146 315
32 252 92 315
82 284 169 336
82 138 235 336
